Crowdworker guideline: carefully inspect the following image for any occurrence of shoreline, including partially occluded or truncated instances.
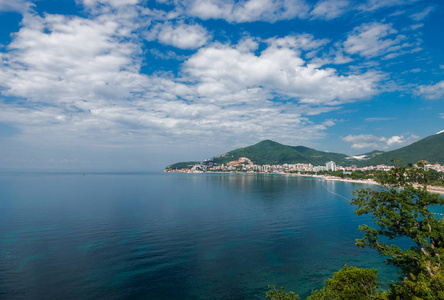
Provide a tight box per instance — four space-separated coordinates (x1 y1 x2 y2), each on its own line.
169 171 444 195
305 174 444 195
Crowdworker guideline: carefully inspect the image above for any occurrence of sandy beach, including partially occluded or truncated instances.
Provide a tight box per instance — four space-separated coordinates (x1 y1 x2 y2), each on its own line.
290 173 444 195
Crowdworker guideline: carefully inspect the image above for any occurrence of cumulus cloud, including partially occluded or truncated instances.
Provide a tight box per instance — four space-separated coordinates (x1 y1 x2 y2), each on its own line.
416 81 444 100
0 12 144 103
310 0 350 20
1 0 426 168
342 133 419 150
178 0 310 23
344 22 410 58
146 21 211 49
0 10 357 154
183 37 383 106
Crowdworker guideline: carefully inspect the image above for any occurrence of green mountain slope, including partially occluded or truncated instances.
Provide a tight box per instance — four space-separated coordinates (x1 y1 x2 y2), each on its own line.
367 132 444 165
167 140 350 169
212 140 309 165
289 145 350 166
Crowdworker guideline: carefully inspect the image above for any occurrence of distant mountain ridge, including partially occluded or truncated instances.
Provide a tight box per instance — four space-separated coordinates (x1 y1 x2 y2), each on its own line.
366 131 444 166
211 140 350 166
166 131 444 170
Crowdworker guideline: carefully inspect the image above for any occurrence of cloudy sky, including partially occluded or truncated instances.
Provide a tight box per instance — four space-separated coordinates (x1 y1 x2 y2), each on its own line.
0 0 443 170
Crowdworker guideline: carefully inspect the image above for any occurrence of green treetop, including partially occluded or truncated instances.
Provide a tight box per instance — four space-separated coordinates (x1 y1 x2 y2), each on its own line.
351 162 444 299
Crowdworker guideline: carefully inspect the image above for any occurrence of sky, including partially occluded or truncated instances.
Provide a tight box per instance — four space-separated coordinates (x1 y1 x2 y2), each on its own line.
0 0 443 171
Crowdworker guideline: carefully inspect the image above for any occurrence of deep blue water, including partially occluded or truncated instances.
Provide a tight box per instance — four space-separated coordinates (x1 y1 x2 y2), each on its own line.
0 172 399 299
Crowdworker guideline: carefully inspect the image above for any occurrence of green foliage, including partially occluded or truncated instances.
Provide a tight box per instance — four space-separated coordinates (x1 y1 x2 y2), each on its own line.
266 285 300 300
428 169 444 187
351 162 444 298
387 270 444 300
307 265 380 300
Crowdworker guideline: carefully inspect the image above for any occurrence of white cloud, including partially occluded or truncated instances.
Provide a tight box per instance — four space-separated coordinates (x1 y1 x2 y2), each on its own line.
0 12 145 103
358 0 415 12
322 119 336 126
440 113 444 119
0 0 32 13
416 81 444 100
146 21 211 49
0 11 351 156
78 0 140 8
183 37 383 106
409 23 423 31
344 22 409 58
266 34 329 51
179 0 310 23
342 133 419 150
410 6 434 21
310 0 350 20
1 1 424 168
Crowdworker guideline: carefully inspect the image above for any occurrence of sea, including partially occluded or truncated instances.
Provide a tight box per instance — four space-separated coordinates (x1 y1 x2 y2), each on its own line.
0 171 413 299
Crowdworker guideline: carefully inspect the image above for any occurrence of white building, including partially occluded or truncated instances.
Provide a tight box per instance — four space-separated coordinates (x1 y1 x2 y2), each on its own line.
326 161 336 171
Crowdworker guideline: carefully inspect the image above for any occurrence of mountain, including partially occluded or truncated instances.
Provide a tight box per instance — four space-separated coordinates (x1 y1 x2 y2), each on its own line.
166 131 444 170
167 140 350 170
367 131 444 165
211 140 353 166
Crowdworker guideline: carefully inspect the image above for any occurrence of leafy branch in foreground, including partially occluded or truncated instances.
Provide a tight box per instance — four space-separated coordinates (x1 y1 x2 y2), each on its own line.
351 162 444 298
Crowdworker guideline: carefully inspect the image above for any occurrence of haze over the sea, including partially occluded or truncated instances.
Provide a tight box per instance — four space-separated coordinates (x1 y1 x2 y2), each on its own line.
0 0 443 171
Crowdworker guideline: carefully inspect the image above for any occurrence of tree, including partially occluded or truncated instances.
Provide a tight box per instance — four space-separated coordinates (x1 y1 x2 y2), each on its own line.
266 285 300 300
307 265 380 300
351 162 444 299
266 265 380 300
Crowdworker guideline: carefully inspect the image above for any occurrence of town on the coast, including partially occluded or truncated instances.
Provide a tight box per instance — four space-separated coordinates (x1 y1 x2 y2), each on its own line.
165 157 444 174
165 157 444 194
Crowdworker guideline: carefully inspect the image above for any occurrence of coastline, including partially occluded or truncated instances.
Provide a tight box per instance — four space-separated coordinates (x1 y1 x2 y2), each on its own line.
169 171 444 195
303 174 444 195
308 174 444 195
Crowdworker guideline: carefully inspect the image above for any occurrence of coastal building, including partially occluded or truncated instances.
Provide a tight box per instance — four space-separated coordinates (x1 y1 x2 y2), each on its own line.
313 166 327 172
326 161 336 171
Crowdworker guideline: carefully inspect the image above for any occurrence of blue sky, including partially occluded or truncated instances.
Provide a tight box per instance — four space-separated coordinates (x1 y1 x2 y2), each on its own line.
0 0 443 170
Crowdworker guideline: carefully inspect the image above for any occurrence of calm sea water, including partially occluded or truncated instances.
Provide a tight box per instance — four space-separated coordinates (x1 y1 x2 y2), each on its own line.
0 172 399 299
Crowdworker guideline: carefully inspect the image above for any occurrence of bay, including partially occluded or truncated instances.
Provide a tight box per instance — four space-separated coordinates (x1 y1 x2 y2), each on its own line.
0 172 397 299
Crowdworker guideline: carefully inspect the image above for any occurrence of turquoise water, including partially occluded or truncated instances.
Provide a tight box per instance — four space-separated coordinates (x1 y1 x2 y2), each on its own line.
0 172 397 299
